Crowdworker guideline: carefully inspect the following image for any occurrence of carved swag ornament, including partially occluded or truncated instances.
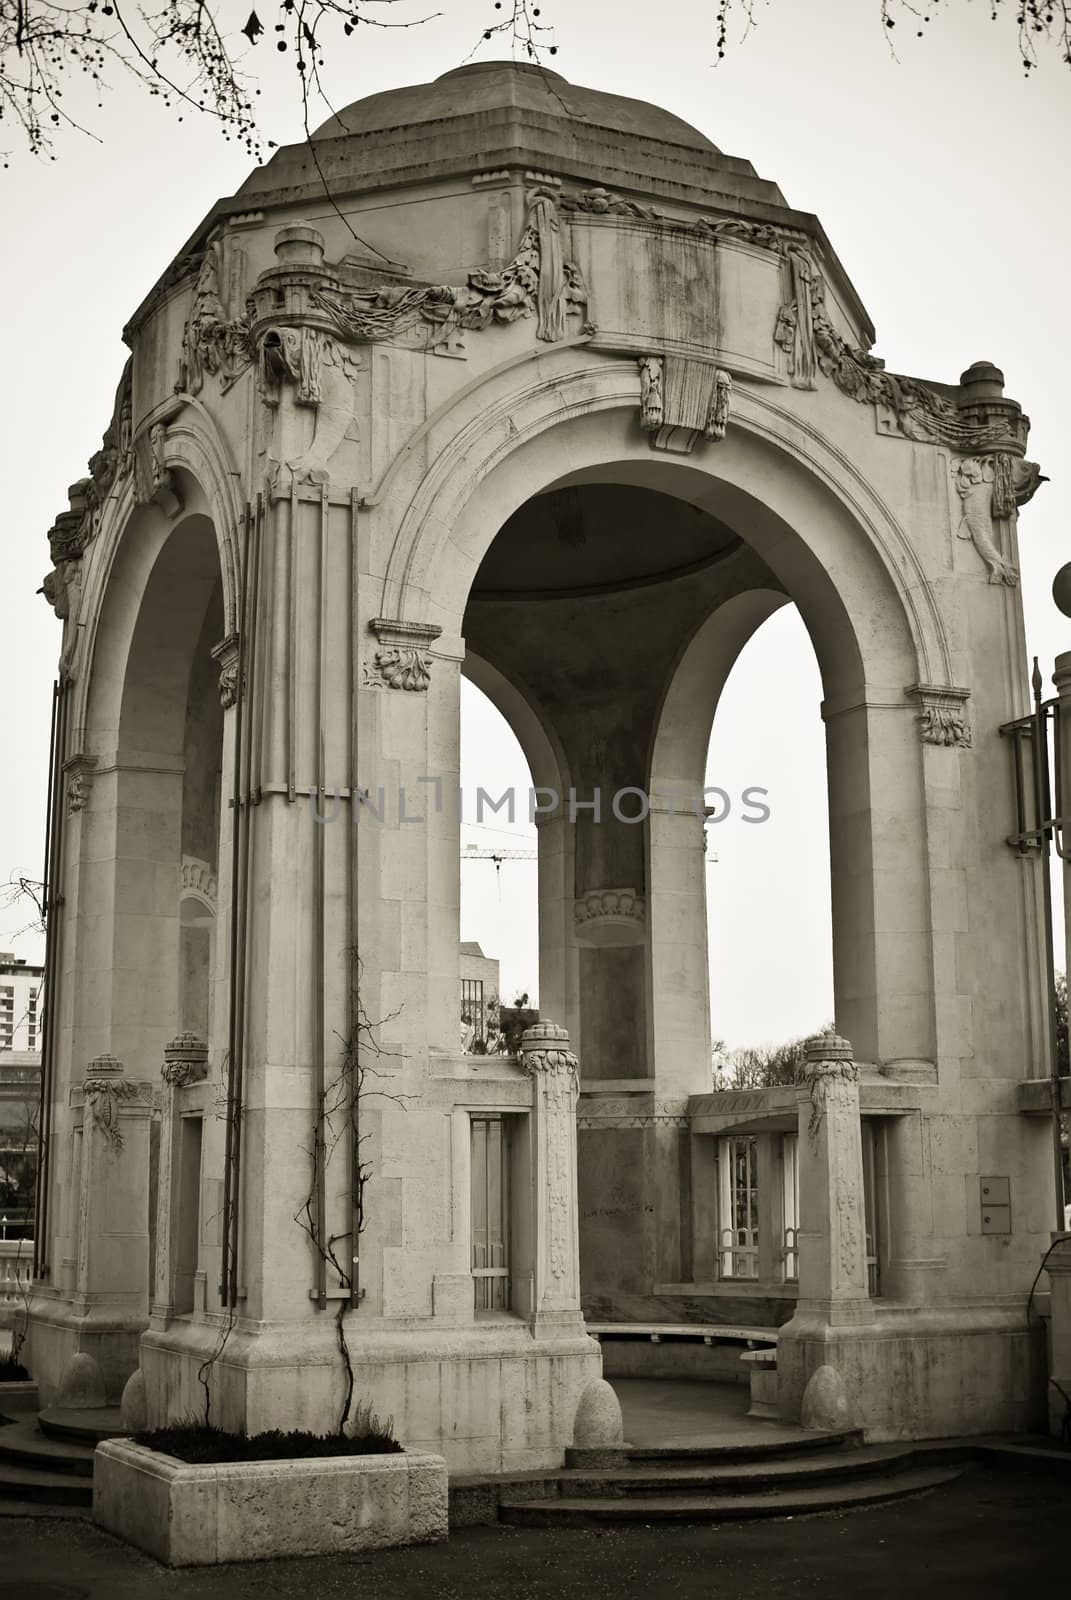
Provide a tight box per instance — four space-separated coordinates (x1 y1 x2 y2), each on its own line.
82 1056 139 1152
311 187 588 348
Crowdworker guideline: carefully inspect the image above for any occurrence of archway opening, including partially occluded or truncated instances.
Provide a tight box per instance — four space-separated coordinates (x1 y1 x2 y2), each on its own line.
458 676 540 1047
111 512 225 1067
705 603 833 1058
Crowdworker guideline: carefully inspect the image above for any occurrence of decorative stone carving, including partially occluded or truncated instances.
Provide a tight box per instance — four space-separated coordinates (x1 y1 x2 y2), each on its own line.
179 236 253 396
39 560 82 620
520 1021 579 1087
63 753 97 815
576 1095 689 1130
211 634 240 709
953 457 1021 586
692 216 786 250
637 356 663 430
365 618 443 692
561 185 658 220
708 368 733 441
774 247 818 388
45 363 133 571
906 685 972 748
82 1056 138 1151
798 1031 858 1144
180 856 218 910
162 1033 209 1088
312 189 587 349
637 356 732 454
776 257 1025 452
573 888 646 948
132 423 182 517
258 324 359 485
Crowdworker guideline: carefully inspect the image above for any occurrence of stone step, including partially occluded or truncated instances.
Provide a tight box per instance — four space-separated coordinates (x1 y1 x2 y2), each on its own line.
557 1442 933 1496
499 1463 966 1525
617 1426 864 1466
0 1416 96 1477
0 1460 95 1508
37 1406 124 1446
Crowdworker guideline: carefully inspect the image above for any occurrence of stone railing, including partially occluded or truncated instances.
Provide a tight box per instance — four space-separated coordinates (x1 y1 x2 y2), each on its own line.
0 1237 33 1327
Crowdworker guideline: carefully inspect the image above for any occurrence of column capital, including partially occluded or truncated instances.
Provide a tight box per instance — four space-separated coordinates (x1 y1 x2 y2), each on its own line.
801 1031 857 1078
520 1020 578 1080
162 1033 209 1087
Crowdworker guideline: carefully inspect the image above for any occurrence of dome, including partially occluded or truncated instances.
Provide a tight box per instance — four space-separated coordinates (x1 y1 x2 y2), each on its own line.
311 60 720 154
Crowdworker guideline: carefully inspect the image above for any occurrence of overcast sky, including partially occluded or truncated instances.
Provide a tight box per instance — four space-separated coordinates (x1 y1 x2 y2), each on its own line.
2 0 1068 1048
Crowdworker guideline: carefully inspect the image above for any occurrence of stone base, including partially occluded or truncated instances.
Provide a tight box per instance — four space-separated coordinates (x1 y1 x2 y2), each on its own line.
776 1303 1047 1439
94 1439 448 1566
21 1289 146 1408
0 1379 38 1413
141 1316 602 1474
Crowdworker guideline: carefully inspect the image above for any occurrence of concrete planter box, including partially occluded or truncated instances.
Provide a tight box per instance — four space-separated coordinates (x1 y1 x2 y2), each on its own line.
94 1438 448 1566
0 1379 38 1414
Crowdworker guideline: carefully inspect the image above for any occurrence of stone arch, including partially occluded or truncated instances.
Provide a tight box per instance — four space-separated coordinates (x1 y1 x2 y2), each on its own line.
73 505 227 1071
395 368 943 1070
375 357 953 699
71 399 243 736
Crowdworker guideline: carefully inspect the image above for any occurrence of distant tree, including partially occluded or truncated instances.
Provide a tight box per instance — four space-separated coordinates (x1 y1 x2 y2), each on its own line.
2 0 1067 166
712 1024 834 1089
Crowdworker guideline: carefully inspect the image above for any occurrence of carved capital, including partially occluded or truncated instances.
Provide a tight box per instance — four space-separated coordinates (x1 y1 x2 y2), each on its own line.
162 1032 209 1088
573 887 646 947
211 634 240 709
798 1031 858 1145
519 1020 579 1085
800 1031 858 1080
906 684 972 748
638 356 732 454
63 753 97 815
180 855 218 910
365 618 442 692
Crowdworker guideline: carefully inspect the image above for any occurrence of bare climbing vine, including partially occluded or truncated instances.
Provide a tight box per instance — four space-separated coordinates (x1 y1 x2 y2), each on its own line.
294 951 410 1435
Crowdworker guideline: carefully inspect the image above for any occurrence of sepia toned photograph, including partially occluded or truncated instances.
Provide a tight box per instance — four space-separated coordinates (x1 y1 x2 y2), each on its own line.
1 3 1068 1594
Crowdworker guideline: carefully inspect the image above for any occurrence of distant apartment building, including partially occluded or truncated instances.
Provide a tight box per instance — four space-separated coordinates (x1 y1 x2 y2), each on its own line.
459 942 500 1051
0 954 43 1055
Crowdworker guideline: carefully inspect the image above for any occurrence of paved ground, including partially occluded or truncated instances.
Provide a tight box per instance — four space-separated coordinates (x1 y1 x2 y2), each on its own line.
0 1466 1065 1600
615 1376 828 1448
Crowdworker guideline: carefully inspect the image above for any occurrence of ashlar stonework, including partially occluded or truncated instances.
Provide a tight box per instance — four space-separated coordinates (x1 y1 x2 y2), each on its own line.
25 62 1056 1464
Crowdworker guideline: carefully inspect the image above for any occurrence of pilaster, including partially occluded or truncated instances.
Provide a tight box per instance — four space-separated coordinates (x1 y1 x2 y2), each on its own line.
519 1021 584 1337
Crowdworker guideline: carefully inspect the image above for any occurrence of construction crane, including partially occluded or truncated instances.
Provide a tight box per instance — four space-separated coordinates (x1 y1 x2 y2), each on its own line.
462 845 538 880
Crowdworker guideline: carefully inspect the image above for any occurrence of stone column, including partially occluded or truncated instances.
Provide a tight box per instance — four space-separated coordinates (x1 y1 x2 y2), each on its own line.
520 1021 584 1337
56 1055 154 1402
151 1033 208 1320
646 797 712 1100
1045 1236 1071 1440
794 1032 872 1323
775 1031 873 1426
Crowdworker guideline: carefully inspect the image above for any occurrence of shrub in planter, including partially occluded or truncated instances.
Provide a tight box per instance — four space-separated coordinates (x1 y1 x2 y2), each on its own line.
0 1357 30 1382
132 1418 403 1464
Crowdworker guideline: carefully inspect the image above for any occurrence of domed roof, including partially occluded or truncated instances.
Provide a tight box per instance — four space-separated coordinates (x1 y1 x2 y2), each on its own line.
311 60 720 153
